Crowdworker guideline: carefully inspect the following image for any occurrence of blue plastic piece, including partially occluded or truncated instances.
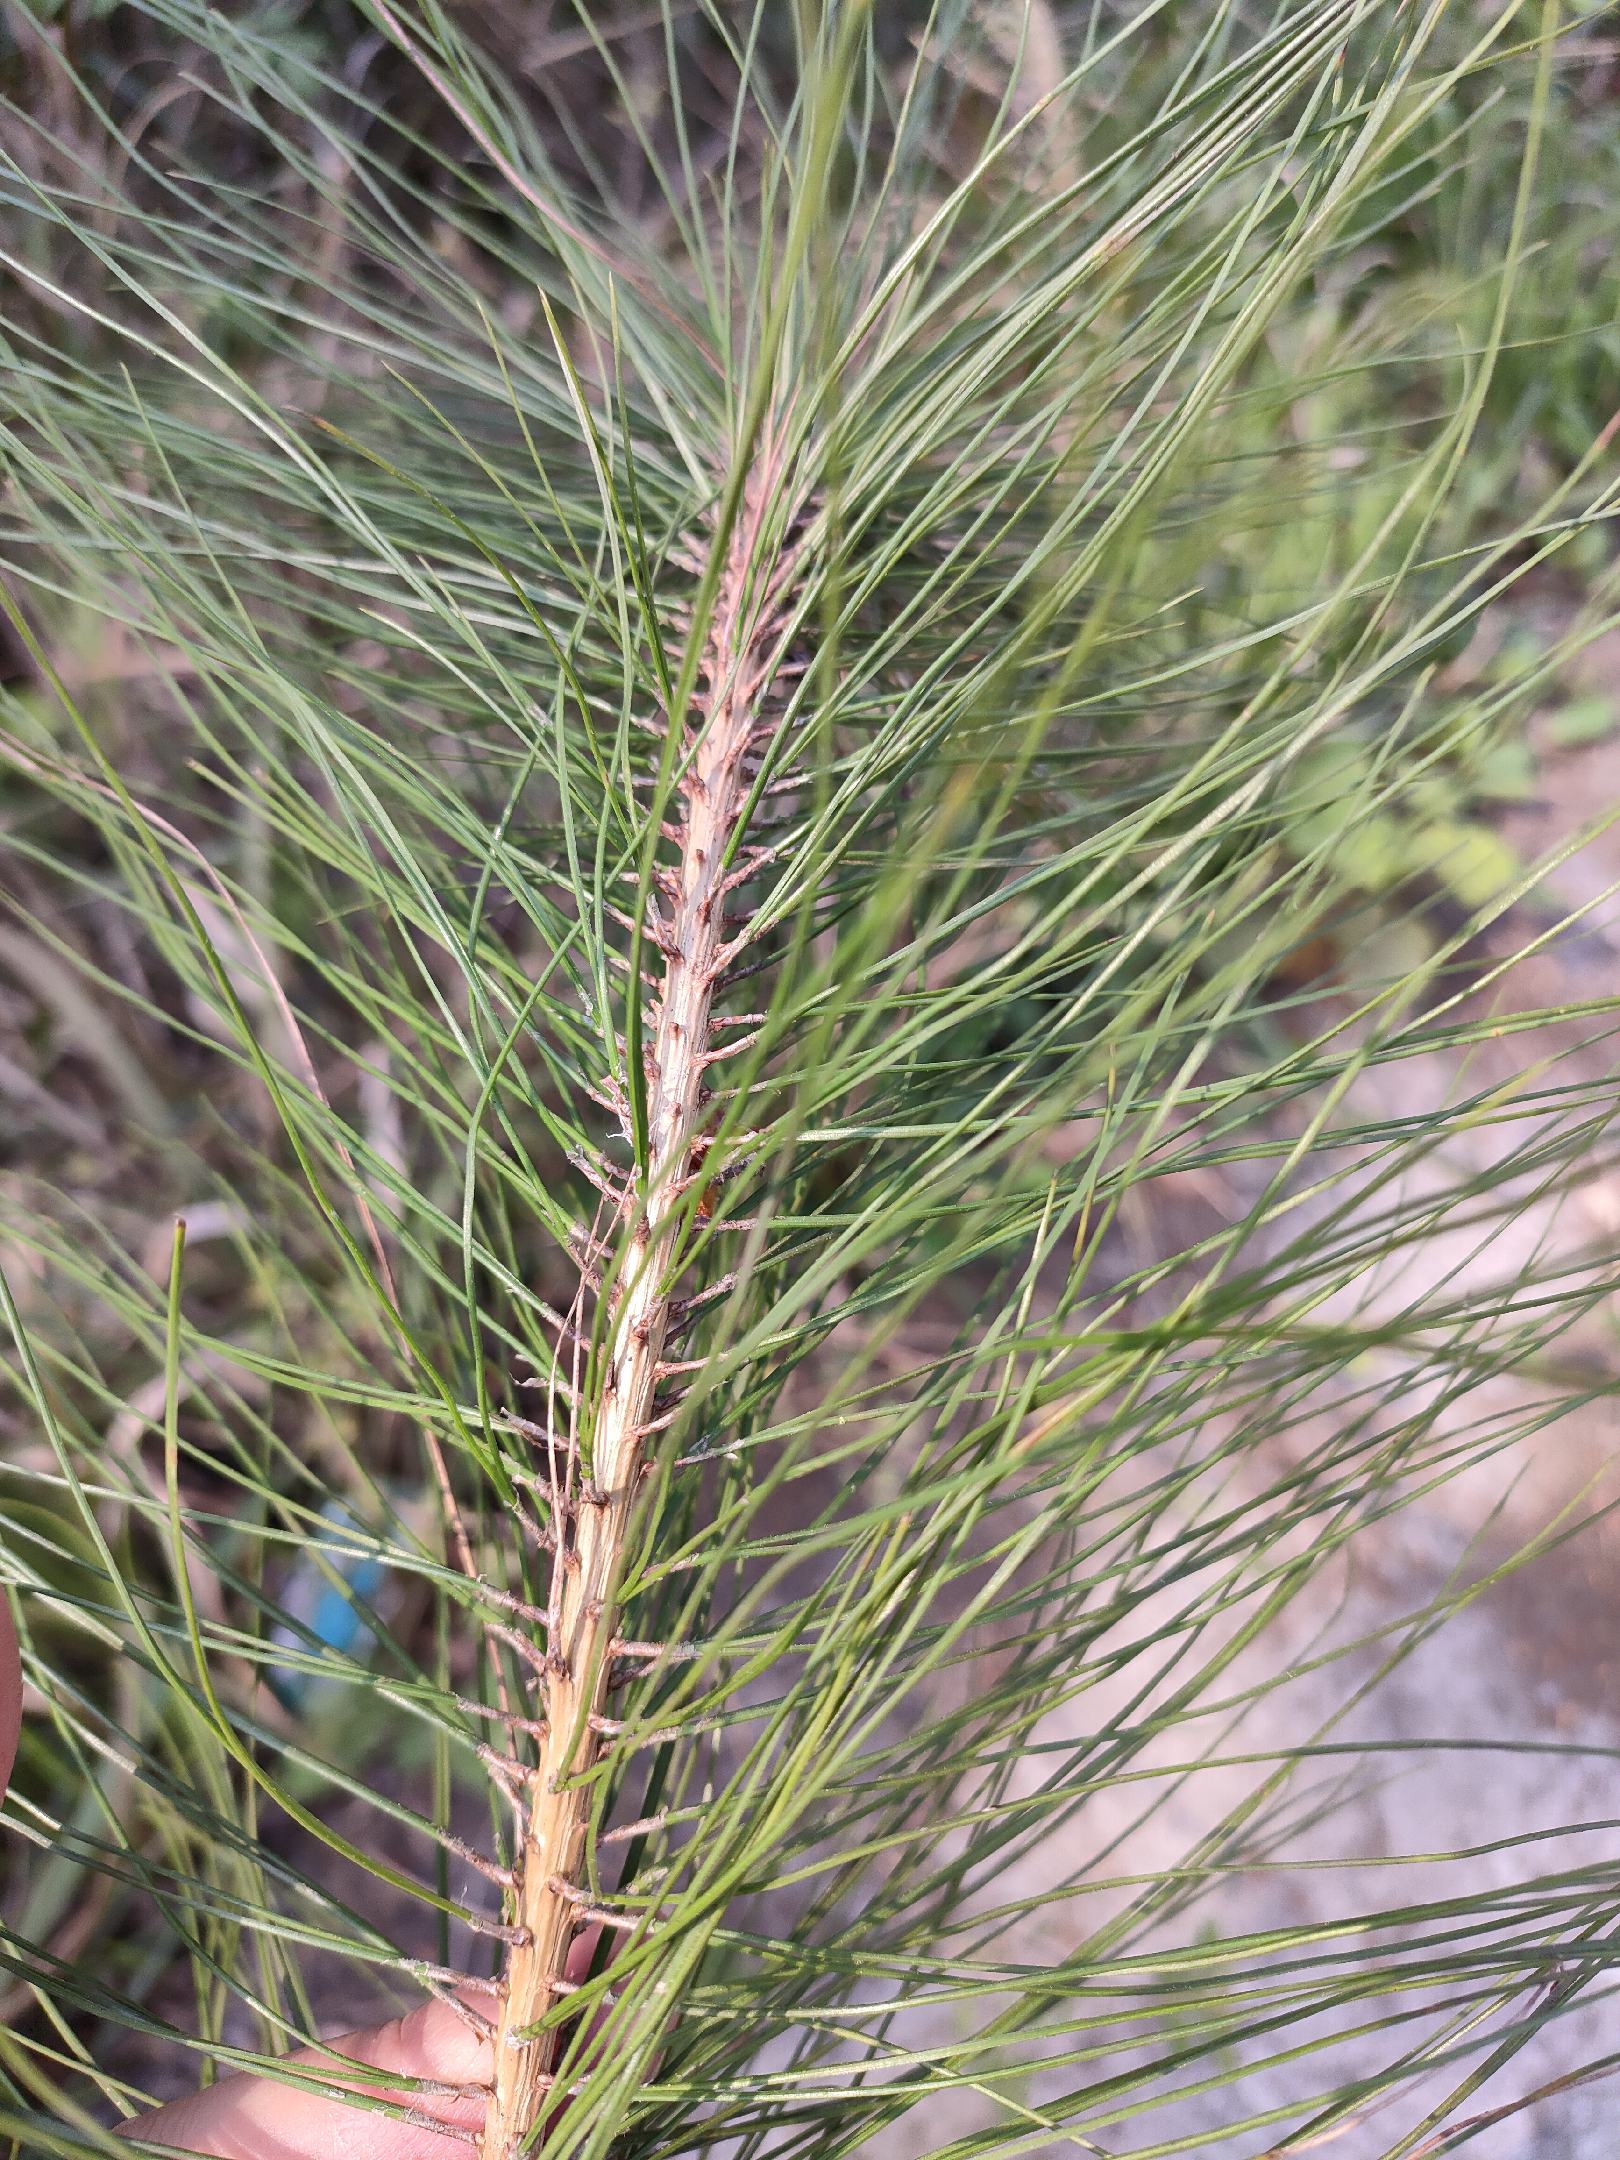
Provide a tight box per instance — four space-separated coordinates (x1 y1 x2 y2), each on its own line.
267 1501 387 1710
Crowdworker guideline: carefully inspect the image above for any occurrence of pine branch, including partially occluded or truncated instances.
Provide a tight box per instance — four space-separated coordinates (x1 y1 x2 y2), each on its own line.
486 430 802 2158
3 7 1618 2159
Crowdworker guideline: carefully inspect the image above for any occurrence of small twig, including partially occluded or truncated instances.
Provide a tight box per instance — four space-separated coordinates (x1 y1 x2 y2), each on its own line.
598 1812 669 1846
402 2115 479 2147
456 1696 548 1740
438 1834 517 1890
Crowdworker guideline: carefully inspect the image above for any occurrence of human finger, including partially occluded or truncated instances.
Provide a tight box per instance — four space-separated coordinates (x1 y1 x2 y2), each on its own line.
123 1990 493 2160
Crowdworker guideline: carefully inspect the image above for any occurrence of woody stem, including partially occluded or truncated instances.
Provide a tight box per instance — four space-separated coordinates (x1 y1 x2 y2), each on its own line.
481 467 790 2158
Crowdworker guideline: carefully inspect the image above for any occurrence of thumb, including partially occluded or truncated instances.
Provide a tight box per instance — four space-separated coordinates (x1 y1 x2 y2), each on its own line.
124 1991 493 2160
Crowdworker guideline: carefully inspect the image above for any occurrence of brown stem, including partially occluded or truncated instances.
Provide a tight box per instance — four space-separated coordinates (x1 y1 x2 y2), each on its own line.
481 457 795 2159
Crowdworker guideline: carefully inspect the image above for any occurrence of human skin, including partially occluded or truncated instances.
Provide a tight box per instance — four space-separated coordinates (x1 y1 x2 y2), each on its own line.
122 1992 492 2158
0 1592 477 2155
0 1575 592 2155
123 1924 605 2156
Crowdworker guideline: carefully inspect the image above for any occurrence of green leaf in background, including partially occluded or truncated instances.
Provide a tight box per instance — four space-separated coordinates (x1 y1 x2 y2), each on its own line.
1548 693 1617 748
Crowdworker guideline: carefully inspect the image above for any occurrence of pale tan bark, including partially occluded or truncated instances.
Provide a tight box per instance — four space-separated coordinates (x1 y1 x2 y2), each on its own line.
482 464 793 2159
